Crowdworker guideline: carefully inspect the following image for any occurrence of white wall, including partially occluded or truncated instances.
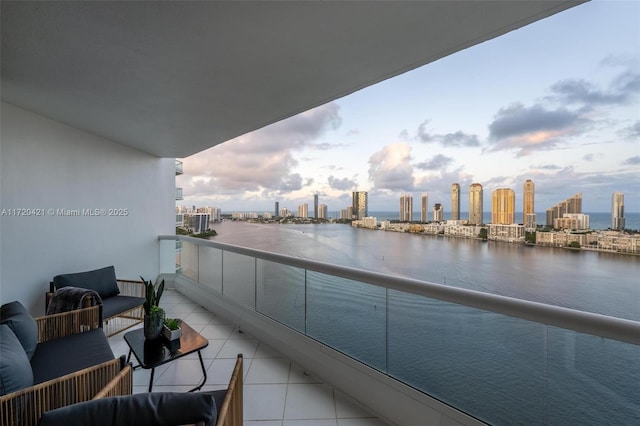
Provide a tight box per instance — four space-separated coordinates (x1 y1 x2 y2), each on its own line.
0 102 175 314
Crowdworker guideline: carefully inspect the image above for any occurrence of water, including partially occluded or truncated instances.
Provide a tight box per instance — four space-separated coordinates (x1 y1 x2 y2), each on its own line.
207 220 640 425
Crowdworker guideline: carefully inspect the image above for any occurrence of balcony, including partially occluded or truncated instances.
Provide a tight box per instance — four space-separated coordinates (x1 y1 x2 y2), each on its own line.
156 235 640 425
176 187 184 201
108 289 387 424
175 160 184 176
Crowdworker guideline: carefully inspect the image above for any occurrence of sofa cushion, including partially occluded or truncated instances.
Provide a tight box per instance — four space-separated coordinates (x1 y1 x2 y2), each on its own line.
37 391 220 426
53 266 120 299
0 325 34 395
102 295 145 319
0 301 38 359
30 329 114 384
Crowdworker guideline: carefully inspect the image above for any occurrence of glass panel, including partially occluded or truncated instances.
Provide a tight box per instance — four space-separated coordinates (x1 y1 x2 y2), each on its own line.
222 251 256 309
306 271 386 371
256 260 306 332
387 290 545 425
199 246 222 291
180 241 199 281
545 327 640 425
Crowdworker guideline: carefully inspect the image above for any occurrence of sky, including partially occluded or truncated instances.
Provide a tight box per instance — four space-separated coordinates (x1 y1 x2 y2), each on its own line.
177 0 640 215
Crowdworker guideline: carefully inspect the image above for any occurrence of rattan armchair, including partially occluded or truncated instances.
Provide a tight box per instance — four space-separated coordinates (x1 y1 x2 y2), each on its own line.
214 353 243 426
48 266 146 336
36 354 242 426
0 306 132 426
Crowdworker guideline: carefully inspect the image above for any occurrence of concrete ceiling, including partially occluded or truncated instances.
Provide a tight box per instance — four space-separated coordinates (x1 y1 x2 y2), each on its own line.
1 1 586 158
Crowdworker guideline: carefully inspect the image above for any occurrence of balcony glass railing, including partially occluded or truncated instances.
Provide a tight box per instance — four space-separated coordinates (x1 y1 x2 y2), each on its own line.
175 187 183 200
175 159 184 175
159 235 640 425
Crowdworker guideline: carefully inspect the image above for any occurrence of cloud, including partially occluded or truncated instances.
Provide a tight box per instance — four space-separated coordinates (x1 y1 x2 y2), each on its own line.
486 103 587 156
583 154 594 162
328 176 356 191
535 164 562 170
440 131 481 147
416 120 436 143
368 143 415 191
550 58 639 107
416 154 454 170
277 173 304 191
414 120 479 147
550 78 625 106
623 156 640 165
623 121 640 139
180 102 342 196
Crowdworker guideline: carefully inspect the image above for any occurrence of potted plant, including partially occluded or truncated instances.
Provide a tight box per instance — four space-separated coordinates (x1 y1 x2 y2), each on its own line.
163 317 182 341
141 276 165 339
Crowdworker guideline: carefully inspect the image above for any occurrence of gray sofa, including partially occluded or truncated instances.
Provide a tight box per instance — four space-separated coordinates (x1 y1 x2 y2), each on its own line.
0 301 129 426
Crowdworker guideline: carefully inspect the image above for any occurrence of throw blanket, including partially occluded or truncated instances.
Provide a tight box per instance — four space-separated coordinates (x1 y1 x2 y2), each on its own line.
47 286 103 315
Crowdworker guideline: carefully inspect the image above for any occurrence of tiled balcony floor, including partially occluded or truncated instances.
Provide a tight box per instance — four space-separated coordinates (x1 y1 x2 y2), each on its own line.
108 289 388 426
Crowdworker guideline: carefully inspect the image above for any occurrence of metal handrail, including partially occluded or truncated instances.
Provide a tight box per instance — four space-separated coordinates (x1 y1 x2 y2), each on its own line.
159 234 640 345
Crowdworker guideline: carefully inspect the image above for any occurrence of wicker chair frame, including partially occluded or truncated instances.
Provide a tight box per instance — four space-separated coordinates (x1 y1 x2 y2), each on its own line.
216 354 243 426
101 279 145 337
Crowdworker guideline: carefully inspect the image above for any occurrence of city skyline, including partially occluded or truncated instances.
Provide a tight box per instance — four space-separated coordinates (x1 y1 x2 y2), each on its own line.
177 0 639 213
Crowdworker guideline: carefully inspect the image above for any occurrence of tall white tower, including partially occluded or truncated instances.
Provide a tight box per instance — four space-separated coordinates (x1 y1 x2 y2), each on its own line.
612 192 625 230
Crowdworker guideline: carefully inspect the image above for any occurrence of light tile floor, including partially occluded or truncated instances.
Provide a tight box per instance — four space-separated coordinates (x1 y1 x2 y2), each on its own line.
108 289 389 426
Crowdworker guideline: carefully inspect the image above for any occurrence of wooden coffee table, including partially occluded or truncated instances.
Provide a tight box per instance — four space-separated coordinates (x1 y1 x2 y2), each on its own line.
124 321 209 392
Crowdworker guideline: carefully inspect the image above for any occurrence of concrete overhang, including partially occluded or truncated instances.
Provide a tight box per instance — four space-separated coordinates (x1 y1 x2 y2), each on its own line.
1 1 586 158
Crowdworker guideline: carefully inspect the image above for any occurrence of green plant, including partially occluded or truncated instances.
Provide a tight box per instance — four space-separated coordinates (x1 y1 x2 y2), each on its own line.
149 305 165 318
140 276 165 315
164 317 181 330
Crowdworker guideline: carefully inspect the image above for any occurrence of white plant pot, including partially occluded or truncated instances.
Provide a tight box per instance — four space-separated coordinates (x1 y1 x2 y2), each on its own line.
163 325 181 341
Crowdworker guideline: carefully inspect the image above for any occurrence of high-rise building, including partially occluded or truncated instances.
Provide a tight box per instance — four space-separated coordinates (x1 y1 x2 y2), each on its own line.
275 201 279 217
612 192 625 230
523 179 534 224
433 203 444 222
469 183 483 225
314 194 319 219
318 204 328 219
451 183 460 220
421 193 428 223
297 203 309 218
546 193 582 226
400 193 413 222
184 213 210 233
492 188 515 225
352 191 368 220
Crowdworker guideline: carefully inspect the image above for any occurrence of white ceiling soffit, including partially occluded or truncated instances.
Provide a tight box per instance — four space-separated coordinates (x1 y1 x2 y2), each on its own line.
1 1 586 158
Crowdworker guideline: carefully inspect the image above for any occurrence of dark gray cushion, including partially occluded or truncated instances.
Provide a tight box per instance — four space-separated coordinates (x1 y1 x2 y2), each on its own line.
53 266 120 299
1 301 38 359
37 391 221 426
30 329 114 384
102 295 144 319
0 325 34 395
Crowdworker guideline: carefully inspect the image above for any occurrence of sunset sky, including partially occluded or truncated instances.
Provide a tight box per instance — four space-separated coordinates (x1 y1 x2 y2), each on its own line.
178 0 639 215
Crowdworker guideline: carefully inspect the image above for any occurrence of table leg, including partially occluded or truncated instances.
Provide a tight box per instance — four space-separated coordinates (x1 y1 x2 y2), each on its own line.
188 350 207 392
148 368 155 393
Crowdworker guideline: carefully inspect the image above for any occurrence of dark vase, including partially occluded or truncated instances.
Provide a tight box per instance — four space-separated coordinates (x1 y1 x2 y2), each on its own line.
143 339 165 364
143 313 164 340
